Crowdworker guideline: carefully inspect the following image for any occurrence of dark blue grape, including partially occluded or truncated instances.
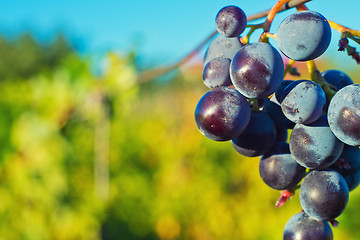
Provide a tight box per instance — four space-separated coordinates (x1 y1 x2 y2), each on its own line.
195 87 251 141
232 111 276 157
263 96 295 130
275 80 294 103
300 169 349 221
289 116 344 170
276 11 331 61
321 69 353 91
283 212 333 240
215 5 247 38
275 126 288 142
230 42 284 99
203 35 243 64
330 145 360 191
321 70 353 113
328 84 360 146
203 57 232 88
260 142 306 190
281 80 326 124
279 80 306 103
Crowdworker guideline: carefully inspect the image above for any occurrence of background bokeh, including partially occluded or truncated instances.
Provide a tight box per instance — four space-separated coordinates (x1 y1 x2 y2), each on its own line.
1 1 360 239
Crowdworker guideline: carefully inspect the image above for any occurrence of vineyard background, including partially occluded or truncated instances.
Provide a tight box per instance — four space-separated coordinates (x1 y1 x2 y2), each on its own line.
0 32 358 240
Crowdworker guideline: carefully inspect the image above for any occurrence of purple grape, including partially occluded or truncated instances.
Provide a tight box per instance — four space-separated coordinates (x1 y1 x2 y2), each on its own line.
327 84 360 146
276 11 331 61
203 57 232 89
215 5 247 38
330 145 360 191
260 142 306 190
275 80 295 103
281 80 326 124
289 116 344 170
321 69 353 91
263 96 295 130
230 42 284 99
195 87 251 141
231 111 276 157
275 126 288 142
262 94 292 141
203 35 243 65
300 169 349 221
283 212 333 240
279 80 307 103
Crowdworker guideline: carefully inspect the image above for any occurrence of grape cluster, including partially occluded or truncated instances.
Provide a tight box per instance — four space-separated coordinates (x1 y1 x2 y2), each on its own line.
195 5 360 240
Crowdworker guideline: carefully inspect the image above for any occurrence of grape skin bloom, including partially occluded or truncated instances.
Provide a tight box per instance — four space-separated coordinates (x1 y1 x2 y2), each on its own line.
276 11 331 61
283 212 333 240
215 5 247 38
260 142 305 190
202 57 232 89
203 35 243 65
300 169 349 221
289 116 344 170
281 80 326 124
328 84 360 146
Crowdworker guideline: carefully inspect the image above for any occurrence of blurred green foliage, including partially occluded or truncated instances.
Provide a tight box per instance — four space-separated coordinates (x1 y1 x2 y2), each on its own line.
0 33 72 80
0 33 359 240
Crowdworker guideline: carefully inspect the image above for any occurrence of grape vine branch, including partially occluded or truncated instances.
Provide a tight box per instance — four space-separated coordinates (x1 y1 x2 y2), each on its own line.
137 0 360 83
259 0 292 42
137 0 312 83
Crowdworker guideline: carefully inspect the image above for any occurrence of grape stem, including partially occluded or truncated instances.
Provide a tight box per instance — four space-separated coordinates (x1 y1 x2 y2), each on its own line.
329 219 339 228
275 190 293 208
264 0 292 33
261 32 277 42
138 0 312 83
252 99 260 112
298 4 360 39
241 23 264 45
295 3 308 11
330 21 360 38
259 0 293 42
284 59 296 76
306 60 336 100
137 30 217 83
344 33 360 45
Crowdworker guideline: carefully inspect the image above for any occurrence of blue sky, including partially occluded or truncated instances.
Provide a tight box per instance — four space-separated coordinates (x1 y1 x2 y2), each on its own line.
2 1 360 68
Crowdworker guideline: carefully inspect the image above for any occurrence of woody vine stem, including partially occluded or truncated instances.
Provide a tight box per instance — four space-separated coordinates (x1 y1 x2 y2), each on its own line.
137 0 360 83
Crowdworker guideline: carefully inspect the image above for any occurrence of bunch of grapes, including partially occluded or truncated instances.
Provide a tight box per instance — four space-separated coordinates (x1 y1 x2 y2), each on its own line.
195 4 360 240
